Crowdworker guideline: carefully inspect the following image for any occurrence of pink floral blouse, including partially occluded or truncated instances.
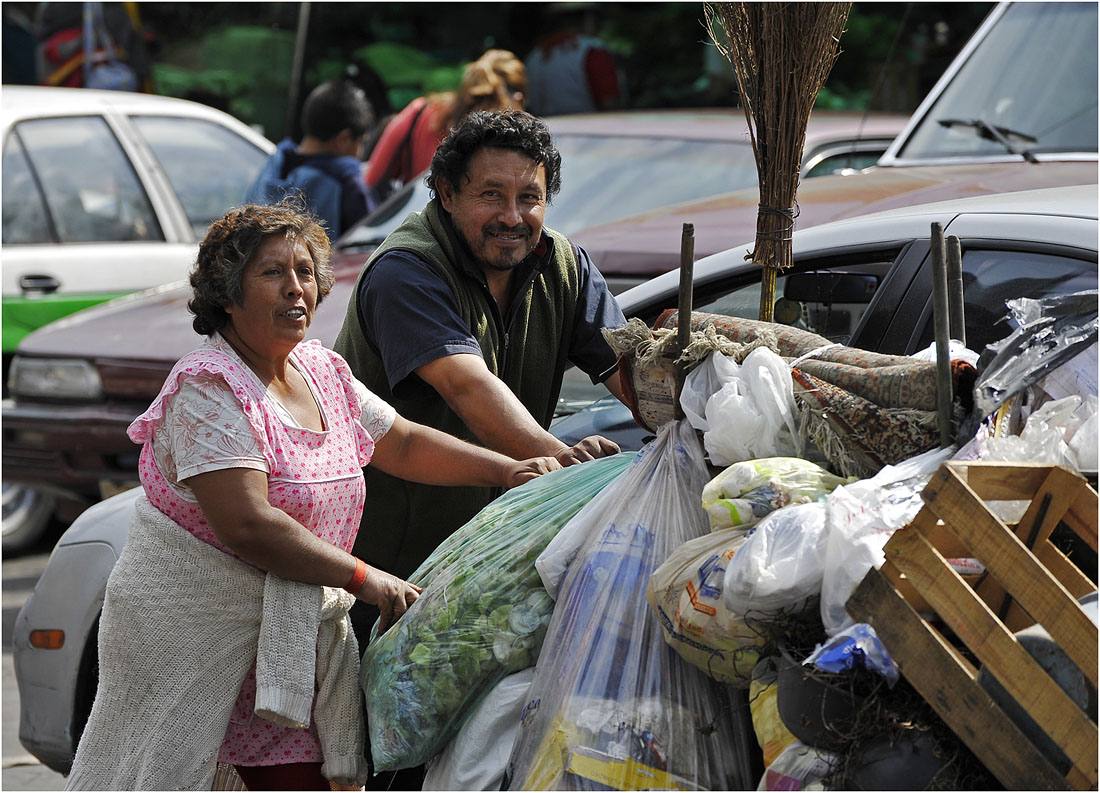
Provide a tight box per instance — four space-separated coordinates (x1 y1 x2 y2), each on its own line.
127 333 395 767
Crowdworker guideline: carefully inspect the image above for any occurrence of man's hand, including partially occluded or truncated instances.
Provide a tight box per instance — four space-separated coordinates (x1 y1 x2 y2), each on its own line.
503 455 562 488
554 435 620 466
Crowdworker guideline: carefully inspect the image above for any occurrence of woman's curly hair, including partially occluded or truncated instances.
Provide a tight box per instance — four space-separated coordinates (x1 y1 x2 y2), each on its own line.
189 200 334 336
427 109 562 202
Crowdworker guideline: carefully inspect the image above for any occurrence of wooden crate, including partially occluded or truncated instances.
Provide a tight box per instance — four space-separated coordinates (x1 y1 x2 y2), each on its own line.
847 461 1098 791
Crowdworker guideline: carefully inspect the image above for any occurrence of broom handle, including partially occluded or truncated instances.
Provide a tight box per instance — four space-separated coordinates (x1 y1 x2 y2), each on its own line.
759 267 776 322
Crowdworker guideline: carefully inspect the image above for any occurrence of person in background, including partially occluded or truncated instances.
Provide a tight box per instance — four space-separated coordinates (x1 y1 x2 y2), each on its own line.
35 1 154 91
364 48 526 206
524 4 623 116
246 80 375 241
65 201 558 791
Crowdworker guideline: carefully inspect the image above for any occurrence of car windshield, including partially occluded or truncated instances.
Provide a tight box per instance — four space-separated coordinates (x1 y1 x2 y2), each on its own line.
340 132 759 248
898 2 1098 159
549 134 758 233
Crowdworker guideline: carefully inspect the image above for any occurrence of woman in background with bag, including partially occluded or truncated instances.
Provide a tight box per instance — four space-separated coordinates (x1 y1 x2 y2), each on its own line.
364 48 526 205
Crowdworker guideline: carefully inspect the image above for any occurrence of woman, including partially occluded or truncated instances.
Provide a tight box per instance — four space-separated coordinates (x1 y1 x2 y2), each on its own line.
66 201 558 791
364 48 526 204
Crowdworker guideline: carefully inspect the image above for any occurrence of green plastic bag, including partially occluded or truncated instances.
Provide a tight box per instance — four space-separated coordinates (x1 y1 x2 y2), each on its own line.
361 453 634 771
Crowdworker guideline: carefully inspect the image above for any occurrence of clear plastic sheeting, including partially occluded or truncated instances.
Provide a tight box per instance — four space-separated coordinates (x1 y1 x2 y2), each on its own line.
361 453 634 772
504 420 757 791
967 290 1098 436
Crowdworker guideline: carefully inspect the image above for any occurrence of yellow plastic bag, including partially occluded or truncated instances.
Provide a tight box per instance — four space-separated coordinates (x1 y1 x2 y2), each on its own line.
647 526 760 686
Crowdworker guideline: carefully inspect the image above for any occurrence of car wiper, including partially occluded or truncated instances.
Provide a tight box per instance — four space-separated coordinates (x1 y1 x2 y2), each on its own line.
937 118 1039 163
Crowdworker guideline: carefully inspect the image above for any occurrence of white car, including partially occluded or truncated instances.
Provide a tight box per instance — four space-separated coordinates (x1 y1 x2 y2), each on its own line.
13 184 1098 776
2 86 275 549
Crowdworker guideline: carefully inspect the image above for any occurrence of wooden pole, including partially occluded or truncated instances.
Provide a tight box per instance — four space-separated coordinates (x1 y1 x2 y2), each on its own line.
946 235 966 345
930 222 953 448
674 223 695 418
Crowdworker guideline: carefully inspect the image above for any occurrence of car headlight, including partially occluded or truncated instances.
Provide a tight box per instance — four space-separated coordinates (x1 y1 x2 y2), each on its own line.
8 357 103 400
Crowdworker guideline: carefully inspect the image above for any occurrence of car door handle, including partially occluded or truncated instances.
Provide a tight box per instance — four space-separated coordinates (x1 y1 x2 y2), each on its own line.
19 274 61 294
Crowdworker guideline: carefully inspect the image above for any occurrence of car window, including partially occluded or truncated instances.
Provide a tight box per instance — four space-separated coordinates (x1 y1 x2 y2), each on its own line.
694 261 891 345
130 115 270 238
10 116 162 244
2 132 52 244
556 258 894 416
915 248 1097 354
803 150 881 178
899 2 1098 159
550 136 759 234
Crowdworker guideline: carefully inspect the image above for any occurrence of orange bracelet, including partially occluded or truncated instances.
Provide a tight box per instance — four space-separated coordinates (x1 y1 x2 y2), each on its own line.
344 558 368 594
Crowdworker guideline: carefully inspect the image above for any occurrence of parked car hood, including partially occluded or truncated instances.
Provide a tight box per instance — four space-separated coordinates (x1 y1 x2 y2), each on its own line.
572 160 1099 278
14 259 368 366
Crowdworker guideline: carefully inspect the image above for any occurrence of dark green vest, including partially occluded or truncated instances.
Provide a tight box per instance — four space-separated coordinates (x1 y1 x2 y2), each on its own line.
333 198 580 578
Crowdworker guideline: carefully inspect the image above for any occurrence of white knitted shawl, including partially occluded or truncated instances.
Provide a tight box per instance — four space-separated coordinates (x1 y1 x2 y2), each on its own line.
66 496 366 790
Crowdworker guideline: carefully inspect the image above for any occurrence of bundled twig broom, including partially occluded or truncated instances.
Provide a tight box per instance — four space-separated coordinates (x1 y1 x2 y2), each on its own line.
706 2 851 321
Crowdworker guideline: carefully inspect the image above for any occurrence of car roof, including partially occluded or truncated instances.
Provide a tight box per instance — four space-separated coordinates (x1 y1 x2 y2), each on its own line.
545 108 906 144
1 85 274 148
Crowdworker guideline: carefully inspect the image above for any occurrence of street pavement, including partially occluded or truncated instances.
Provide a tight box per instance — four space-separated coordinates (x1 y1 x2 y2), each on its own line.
3 550 68 791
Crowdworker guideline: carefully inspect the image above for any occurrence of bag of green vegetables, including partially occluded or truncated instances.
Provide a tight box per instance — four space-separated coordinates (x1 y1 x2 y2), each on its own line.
360 452 634 771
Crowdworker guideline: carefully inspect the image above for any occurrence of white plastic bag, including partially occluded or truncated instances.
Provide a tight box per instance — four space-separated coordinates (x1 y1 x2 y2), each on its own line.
723 502 828 617
819 445 955 637
680 348 802 466
646 527 758 685
701 457 853 532
680 349 742 431
423 669 534 791
909 339 980 367
977 394 1097 471
757 741 838 791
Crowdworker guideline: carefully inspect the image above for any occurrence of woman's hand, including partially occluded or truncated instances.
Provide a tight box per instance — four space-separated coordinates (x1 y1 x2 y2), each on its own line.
502 455 562 488
355 565 422 634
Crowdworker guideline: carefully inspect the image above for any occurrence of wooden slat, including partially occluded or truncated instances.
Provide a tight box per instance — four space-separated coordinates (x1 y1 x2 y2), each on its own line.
885 530 1098 782
1035 541 1098 601
1065 487 1099 551
1015 467 1088 549
910 509 972 558
847 569 1072 790
956 461 1053 501
922 467 1099 689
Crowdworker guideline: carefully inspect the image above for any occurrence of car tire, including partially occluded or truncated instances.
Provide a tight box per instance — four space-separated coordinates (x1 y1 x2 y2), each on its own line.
2 482 55 553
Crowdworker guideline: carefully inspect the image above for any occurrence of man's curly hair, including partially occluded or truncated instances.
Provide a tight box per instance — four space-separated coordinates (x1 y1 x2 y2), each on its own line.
189 200 334 336
427 110 562 202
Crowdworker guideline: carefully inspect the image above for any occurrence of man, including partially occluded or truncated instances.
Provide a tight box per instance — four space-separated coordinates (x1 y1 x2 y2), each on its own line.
334 109 626 583
246 79 374 240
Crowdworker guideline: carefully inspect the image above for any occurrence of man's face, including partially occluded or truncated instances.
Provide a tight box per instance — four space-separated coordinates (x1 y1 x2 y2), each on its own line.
438 147 547 273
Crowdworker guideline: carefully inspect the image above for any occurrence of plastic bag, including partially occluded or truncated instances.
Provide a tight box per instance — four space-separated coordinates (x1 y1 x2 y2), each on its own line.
361 453 633 771
909 339 980 367
757 742 838 791
749 658 800 768
505 420 754 791
819 445 955 637
646 527 759 685
680 349 741 431
803 623 899 686
701 457 853 532
976 394 1097 471
723 502 829 617
689 348 802 466
423 669 534 791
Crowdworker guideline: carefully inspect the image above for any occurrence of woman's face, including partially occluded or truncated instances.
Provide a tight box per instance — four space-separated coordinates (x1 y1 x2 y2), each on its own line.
224 233 318 357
